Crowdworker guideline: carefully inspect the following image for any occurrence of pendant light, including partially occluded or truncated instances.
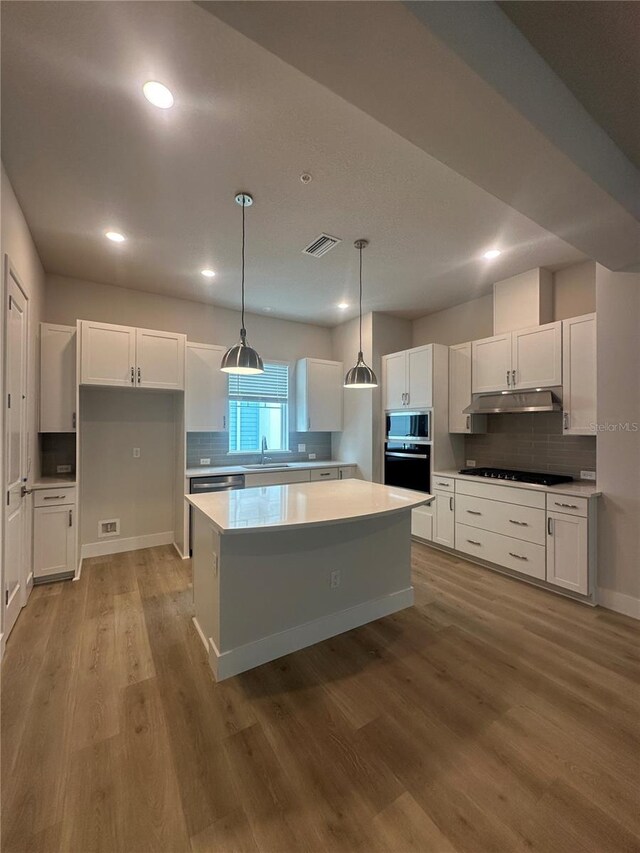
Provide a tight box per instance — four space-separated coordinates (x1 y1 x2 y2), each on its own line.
344 239 378 388
220 193 264 375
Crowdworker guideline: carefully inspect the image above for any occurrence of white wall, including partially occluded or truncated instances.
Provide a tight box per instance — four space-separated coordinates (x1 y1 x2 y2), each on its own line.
412 293 494 347
554 260 596 321
595 266 640 615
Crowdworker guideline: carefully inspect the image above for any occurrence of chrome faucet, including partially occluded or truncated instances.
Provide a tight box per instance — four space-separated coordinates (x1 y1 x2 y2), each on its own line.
260 435 268 466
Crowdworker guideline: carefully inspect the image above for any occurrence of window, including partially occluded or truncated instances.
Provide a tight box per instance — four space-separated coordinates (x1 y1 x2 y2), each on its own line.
228 362 289 453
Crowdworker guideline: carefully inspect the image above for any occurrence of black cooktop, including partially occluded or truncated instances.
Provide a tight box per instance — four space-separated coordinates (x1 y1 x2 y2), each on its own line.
458 467 574 486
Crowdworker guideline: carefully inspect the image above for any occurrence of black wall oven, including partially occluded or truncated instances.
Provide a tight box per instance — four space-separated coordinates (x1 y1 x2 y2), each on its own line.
386 410 431 443
384 442 431 494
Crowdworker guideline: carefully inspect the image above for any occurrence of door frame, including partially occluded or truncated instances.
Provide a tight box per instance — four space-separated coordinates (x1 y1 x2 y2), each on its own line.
1 254 31 655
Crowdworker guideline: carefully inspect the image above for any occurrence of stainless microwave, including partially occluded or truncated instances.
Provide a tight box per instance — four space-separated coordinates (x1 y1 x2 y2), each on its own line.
386 410 431 443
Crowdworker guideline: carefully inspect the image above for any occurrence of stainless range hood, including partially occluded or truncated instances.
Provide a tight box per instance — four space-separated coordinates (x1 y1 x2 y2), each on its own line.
463 388 563 415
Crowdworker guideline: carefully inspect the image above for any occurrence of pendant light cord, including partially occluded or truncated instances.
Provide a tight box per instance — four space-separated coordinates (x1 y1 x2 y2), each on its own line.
358 242 363 355
241 199 246 334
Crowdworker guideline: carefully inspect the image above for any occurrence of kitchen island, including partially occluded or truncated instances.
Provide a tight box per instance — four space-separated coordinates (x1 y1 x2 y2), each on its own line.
187 479 432 681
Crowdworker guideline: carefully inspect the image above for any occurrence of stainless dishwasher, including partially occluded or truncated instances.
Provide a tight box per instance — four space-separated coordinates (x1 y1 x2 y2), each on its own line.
189 474 245 555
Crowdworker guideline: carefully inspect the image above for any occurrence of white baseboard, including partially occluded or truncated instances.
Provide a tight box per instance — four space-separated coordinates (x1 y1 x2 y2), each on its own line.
74 556 83 581
202 587 414 682
81 531 174 559
597 587 640 620
173 541 188 560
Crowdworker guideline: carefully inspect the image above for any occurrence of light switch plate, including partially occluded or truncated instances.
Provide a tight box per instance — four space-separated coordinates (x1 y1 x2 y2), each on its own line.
580 470 596 481
133 447 140 458
57 464 72 474
465 460 476 467
200 458 211 466
297 443 306 453
309 453 316 460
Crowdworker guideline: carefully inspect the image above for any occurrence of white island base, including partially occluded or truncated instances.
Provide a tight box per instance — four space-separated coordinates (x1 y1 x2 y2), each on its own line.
187 480 431 681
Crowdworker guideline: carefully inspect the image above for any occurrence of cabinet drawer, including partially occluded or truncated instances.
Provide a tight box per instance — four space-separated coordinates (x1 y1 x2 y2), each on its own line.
411 505 433 541
244 470 310 487
34 487 76 507
455 478 545 509
546 494 588 518
456 494 545 545
456 523 545 580
431 475 455 492
309 467 339 482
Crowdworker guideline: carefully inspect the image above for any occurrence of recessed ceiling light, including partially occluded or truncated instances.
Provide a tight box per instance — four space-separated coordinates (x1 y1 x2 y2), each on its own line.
201 269 216 278
105 230 126 243
337 302 349 309
483 249 501 259
143 81 174 109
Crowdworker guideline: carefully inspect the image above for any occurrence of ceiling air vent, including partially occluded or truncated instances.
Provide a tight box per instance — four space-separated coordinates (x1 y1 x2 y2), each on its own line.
302 233 341 258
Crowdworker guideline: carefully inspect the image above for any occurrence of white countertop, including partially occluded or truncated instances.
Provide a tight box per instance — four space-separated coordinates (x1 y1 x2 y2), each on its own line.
187 479 432 534
32 477 76 490
185 460 355 478
433 469 601 498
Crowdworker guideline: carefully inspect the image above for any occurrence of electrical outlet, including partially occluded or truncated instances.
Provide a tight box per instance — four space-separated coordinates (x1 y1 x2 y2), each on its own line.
56 464 72 474
330 569 341 589
133 447 141 458
200 458 211 466
309 453 316 460
297 443 306 453
580 470 596 481
465 460 476 467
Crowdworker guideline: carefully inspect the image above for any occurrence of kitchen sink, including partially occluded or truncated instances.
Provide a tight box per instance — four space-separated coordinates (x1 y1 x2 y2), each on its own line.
243 463 291 469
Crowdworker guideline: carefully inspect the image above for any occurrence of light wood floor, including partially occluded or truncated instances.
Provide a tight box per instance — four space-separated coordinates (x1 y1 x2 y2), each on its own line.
2 543 639 853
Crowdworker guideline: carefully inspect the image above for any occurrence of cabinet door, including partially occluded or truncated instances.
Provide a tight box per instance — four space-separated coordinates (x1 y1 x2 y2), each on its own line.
512 321 562 390
407 346 433 408
472 334 511 393
33 505 75 578
411 505 433 541
562 314 596 435
383 352 407 410
338 466 357 480
546 511 588 595
449 343 471 433
433 491 455 548
306 360 343 431
136 328 185 390
40 323 76 432
80 320 136 387
186 343 228 431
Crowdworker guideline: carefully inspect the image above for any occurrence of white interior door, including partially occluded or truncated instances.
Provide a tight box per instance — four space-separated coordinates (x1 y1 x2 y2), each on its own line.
3 262 29 643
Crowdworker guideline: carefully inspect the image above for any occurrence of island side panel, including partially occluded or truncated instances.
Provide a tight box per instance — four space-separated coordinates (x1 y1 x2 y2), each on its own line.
192 508 221 654
216 511 413 679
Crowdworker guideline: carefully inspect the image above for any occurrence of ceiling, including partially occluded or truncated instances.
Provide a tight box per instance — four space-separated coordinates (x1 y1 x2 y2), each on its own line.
499 1 640 170
0 1 594 324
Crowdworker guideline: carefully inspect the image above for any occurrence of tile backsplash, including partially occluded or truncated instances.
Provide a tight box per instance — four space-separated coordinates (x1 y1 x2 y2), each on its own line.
464 412 596 478
187 431 332 469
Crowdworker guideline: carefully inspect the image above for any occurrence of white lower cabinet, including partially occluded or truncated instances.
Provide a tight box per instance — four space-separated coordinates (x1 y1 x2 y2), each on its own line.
456 523 546 580
433 490 455 548
34 503 76 579
411 505 433 541
546 510 588 595
338 466 357 480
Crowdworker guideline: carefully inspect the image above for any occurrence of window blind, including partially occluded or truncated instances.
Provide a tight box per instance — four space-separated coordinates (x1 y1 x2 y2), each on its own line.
228 362 289 402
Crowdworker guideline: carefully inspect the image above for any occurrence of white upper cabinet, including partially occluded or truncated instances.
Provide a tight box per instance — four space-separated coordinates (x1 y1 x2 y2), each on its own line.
383 351 407 410
80 321 185 390
80 321 136 387
135 328 185 390
472 322 562 394
186 342 228 432
511 321 562 390
449 342 486 434
562 313 596 435
471 333 511 393
40 323 76 432
383 345 432 409
296 358 343 432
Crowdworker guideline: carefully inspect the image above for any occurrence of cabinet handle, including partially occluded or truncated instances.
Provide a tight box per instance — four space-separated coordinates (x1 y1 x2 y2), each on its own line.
563 412 569 430
467 539 481 546
506 370 510 387
511 369 516 386
436 482 450 487
449 497 454 511
131 367 135 384
72 411 76 429
43 495 66 500
466 415 470 430
137 367 141 384
406 392 410 405
68 509 73 527
466 509 481 515
548 517 553 535
509 519 528 526
554 501 578 509
319 472 331 477
508 552 528 561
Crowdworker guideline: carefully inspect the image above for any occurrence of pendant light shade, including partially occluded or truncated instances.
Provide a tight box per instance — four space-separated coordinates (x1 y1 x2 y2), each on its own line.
344 239 378 389
221 193 264 375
